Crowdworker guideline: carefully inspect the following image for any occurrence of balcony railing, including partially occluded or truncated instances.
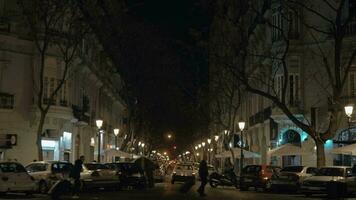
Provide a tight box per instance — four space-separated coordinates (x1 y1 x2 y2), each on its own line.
0 93 14 109
249 107 272 127
72 105 90 124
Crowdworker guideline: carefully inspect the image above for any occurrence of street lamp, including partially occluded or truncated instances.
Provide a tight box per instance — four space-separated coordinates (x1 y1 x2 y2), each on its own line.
96 119 103 163
345 105 354 119
238 121 246 185
114 128 119 150
202 142 206 147
198 144 201 148
207 139 211 144
195 146 198 150
214 135 219 142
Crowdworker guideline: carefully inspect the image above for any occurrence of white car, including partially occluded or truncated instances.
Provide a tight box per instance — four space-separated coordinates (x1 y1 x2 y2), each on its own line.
0 162 37 195
171 163 196 184
301 166 356 196
81 163 120 189
271 166 318 191
26 161 72 193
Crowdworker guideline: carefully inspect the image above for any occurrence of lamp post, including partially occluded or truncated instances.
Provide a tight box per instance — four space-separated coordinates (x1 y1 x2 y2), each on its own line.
207 139 211 163
96 119 103 163
114 128 119 150
238 121 246 181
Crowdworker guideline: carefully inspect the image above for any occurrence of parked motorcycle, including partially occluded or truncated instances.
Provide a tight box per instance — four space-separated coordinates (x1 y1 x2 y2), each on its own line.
209 170 239 189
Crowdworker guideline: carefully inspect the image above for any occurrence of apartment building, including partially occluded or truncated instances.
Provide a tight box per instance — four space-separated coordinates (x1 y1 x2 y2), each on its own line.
210 0 356 169
0 0 127 165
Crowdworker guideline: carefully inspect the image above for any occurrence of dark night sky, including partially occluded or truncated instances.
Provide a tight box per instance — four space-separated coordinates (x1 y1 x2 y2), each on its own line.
124 0 211 152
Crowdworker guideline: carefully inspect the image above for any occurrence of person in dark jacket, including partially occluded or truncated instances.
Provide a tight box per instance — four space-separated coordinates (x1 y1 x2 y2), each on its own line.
70 156 84 198
197 160 209 197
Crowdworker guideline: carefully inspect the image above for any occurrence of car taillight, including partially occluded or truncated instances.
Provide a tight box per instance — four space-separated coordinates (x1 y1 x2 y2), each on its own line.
2 177 8 181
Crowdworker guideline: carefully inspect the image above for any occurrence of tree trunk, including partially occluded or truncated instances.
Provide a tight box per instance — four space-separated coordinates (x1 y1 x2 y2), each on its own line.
316 139 326 167
36 111 46 161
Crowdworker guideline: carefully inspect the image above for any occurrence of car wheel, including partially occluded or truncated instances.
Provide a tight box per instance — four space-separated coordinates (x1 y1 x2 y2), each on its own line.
240 185 248 191
264 180 272 192
38 181 48 194
209 180 218 188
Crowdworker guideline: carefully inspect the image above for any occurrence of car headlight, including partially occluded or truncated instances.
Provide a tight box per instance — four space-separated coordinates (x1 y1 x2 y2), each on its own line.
132 173 142 178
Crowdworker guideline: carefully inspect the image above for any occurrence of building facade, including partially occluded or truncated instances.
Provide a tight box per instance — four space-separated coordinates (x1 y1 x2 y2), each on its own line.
0 0 127 165
210 0 356 170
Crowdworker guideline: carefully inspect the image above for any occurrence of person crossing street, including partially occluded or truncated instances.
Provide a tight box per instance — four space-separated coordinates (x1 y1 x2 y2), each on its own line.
197 160 208 197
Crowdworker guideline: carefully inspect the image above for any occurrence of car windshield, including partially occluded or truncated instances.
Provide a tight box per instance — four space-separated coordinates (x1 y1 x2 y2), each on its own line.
242 165 261 174
281 166 304 173
85 164 108 170
317 168 344 176
0 162 26 173
52 163 73 173
176 165 193 170
117 163 141 173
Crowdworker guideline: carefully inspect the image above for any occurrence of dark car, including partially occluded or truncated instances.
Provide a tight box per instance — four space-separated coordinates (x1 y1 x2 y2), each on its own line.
240 165 281 191
105 162 146 189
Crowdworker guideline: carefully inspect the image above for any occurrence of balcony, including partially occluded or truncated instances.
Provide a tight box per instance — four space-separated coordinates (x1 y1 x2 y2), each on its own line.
249 107 272 127
72 105 90 125
0 92 14 109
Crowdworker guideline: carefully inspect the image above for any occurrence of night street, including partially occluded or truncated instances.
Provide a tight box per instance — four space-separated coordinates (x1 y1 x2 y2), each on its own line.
0 180 327 200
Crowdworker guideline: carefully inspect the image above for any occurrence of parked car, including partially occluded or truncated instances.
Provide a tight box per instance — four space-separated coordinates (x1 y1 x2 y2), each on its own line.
271 166 318 192
0 162 37 195
105 162 146 189
301 166 356 196
240 165 281 191
171 163 196 184
81 163 120 189
26 161 72 193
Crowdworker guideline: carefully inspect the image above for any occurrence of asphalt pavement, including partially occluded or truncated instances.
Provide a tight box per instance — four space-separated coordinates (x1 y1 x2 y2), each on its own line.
0 180 347 200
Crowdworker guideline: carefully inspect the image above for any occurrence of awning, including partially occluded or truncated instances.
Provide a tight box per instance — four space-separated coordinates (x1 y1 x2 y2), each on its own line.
268 143 304 156
215 148 261 159
331 143 356 155
104 149 132 158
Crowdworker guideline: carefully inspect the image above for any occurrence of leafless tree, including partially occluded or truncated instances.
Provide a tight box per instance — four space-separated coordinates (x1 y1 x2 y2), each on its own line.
18 0 87 160
211 0 356 167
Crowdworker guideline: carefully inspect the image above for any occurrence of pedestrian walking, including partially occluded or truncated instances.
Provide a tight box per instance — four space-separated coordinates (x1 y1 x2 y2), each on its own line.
197 160 208 197
70 155 84 199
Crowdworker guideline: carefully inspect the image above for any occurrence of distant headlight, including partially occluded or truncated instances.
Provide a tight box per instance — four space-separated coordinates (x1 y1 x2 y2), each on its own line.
132 173 142 178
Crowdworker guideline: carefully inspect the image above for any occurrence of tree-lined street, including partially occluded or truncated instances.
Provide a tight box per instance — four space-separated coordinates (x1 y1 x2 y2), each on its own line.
0 180 323 200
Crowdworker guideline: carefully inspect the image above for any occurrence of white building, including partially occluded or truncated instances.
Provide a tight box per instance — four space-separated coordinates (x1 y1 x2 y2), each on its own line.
210 0 356 169
0 0 127 165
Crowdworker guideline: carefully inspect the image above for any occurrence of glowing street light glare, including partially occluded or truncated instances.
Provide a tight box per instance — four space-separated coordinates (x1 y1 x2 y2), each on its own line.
113 128 120 136
167 134 172 139
215 135 219 141
207 139 211 144
202 142 206 147
345 105 354 117
95 119 103 129
163 152 167 155
198 144 201 148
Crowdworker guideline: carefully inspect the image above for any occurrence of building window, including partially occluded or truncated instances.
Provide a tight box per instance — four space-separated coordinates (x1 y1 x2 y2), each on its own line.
288 10 300 39
275 75 284 101
0 92 14 109
59 81 67 106
349 71 356 97
346 0 356 35
275 74 300 106
289 74 300 106
272 7 283 42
